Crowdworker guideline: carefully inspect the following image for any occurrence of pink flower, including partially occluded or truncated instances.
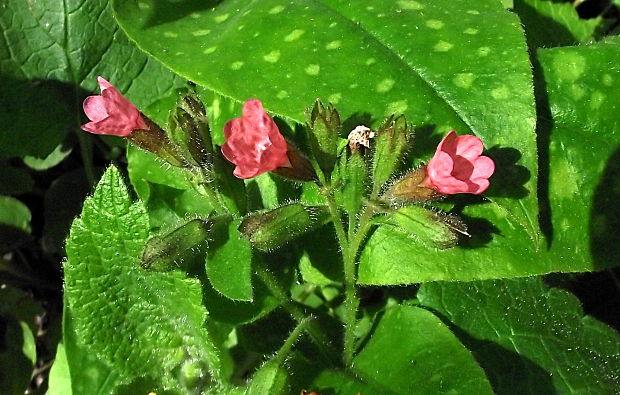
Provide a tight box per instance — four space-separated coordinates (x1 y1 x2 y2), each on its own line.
81 77 147 136
222 99 291 179
422 131 495 195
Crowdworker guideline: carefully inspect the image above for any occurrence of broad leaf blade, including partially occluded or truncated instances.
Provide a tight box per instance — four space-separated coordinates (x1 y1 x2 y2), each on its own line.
353 305 494 394
206 218 253 301
514 0 604 49
0 0 184 158
64 166 222 391
418 278 620 393
113 0 546 281
538 39 620 269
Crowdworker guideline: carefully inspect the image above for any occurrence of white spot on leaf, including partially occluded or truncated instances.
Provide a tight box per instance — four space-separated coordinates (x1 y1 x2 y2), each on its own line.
425 20 444 29
376 78 395 93
263 50 281 63
305 64 320 76
284 29 305 42
433 41 453 52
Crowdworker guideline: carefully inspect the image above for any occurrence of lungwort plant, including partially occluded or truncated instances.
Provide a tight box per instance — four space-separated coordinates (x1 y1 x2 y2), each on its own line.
2 0 620 394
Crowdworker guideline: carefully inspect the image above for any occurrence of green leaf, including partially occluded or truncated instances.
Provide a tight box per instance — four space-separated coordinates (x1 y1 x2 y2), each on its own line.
417 277 620 393
59 306 122 395
127 145 194 202
0 0 184 158
47 343 73 395
353 305 494 394
126 145 214 229
206 217 253 301
113 0 538 232
310 369 388 395
0 196 31 232
43 168 103 254
538 40 620 268
64 165 222 391
360 38 620 283
0 286 41 395
22 143 73 171
202 277 279 325
240 203 330 252
514 0 604 50
0 195 31 251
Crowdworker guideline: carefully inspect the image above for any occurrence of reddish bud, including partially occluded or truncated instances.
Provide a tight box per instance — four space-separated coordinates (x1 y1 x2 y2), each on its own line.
222 99 290 179
422 131 495 195
81 77 147 136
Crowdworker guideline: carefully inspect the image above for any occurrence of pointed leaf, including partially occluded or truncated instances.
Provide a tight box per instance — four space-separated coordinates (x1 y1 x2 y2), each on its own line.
64 166 222 391
353 305 494 394
418 278 620 393
206 217 253 301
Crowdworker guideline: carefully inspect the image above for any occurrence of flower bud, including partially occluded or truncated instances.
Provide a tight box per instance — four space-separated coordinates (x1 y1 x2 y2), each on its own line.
239 203 329 251
306 99 340 174
141 218 211 271
128 116 190 168
272 142 318 182
382 205 468 249
371 115 412 192
336 151 368 216
168 94 214 168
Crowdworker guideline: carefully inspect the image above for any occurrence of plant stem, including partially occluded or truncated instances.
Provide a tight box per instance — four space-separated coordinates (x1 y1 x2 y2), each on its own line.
322 189 349 252
77 132 95 186
342 205 376 366
273 316 311 365
254 257 338 365
197 180 228 215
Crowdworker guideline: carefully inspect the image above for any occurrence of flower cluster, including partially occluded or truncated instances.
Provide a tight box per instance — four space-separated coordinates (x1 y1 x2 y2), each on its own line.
81 78 494 195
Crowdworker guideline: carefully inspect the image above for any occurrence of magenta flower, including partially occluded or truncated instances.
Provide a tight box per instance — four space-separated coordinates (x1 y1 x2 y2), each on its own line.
222 99 291 179
81 77 147 136
422 131 495 195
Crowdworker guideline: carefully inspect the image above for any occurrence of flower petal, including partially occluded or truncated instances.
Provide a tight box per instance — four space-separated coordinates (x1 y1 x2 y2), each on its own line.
454 134 484 160
426 151 455 179
221 99 290 179
471 155 495 180
83 95 109 123
436 130 459 155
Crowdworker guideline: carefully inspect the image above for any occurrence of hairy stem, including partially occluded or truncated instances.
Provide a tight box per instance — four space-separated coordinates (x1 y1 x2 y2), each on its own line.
342 205 376 366
273 316 311 365
254 257 338 365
